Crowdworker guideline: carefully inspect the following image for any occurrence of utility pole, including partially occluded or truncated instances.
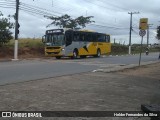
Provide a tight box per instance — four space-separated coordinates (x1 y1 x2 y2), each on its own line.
147 24 153 47
13 0 19 60
128 12 139 55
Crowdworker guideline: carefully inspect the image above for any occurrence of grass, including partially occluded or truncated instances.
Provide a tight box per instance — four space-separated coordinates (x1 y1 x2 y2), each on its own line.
111 43 160 55
5 38 44 48
0 39 159 58
0 38 45 58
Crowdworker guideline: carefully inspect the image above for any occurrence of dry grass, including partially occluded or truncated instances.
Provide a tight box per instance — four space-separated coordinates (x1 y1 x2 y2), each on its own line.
6 38 44 48
0 38 45 59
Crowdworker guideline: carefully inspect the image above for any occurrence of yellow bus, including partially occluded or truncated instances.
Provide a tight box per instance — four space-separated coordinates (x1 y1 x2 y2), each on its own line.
42 28 111 59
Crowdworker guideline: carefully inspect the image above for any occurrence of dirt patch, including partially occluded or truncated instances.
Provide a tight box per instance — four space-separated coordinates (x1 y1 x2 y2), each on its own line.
0 47 45 59
118 62 160 79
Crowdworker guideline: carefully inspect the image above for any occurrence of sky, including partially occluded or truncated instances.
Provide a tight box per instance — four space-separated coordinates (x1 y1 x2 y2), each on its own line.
0 0 160 44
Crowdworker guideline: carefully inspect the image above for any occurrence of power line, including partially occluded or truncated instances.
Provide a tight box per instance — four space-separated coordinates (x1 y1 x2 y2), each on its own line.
82 0 125 12
19 0 130 30
0 0 146 40
20 6 57 17
89 23 129 30
20 2 63 16
19 2 120 29
94 0 128 11
0 0 15 8
0 0 15 3
0 5 15 9
0 1 15 6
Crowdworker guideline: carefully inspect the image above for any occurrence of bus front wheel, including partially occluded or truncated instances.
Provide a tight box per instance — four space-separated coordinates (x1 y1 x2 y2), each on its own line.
73 49 78 59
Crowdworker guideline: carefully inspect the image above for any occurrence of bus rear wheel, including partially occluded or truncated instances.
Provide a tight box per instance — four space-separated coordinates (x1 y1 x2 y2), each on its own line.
96 49 101 57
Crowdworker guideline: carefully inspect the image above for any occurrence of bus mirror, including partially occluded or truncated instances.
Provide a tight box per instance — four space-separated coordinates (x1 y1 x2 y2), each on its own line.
42 35 46 43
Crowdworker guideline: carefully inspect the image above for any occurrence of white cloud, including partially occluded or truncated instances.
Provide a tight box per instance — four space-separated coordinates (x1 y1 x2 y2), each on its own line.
0 0 159 44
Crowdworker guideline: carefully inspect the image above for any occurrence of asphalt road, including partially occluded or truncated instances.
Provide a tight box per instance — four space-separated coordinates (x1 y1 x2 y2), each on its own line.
0 59 159 120
0 52 159 85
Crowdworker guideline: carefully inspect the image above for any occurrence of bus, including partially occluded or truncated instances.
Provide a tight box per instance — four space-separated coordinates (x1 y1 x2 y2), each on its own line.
42 28 111 59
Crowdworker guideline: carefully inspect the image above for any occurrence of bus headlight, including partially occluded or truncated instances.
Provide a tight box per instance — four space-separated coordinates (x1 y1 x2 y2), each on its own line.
61 48 65 51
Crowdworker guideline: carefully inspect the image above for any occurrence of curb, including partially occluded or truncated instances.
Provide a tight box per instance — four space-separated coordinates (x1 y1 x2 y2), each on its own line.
0 59 12 62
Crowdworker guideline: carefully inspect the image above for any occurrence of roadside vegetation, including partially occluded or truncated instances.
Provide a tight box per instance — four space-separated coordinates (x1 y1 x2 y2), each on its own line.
0 38 159 59
111 43 159 55
0 11 14 45
0 38 44 59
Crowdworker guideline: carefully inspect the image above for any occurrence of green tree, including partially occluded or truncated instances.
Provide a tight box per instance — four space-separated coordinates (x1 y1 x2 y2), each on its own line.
45 14 94 29
0 11 14 45
156 26 160 40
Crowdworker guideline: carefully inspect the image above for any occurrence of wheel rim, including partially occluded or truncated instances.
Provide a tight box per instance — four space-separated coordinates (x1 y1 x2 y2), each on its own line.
73 51 77 58
97 50 100 57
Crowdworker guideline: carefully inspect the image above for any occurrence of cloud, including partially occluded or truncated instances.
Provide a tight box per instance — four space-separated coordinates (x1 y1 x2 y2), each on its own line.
1 0 159 44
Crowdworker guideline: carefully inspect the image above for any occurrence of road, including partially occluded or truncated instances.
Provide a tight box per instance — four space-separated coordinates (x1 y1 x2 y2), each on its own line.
0 52 159 85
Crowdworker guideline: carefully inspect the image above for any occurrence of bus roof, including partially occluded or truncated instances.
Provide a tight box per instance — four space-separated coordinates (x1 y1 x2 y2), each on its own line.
46 28 110 36
78 29 96 32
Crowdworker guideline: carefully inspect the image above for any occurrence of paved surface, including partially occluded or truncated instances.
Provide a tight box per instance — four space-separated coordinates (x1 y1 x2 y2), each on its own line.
0 52 159 85
0 62 159 120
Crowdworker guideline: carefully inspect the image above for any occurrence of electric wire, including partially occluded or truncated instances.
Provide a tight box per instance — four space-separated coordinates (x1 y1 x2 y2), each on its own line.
21 0 130 27
20 6 57 17
0 0 15 9
92 0 128 11
19 1 125 29
82 0 125 12
20 2 63 16
1 0 158 41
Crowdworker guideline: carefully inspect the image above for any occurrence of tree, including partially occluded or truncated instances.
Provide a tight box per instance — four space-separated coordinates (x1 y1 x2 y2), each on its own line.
156 26 160 40
45 14 95 29
0 11 14 45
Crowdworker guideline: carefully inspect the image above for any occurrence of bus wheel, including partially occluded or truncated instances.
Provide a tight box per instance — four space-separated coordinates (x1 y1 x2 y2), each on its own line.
96 49 101 57
73 49 78 59
56 56 61 59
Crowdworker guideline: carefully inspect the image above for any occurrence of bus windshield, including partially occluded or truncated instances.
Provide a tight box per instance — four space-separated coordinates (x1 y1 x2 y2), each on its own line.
45 34 65 46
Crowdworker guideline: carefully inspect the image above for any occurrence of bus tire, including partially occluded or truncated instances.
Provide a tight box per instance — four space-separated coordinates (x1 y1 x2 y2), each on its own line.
96 49 101 57
73 49 78 59
56 56 61 59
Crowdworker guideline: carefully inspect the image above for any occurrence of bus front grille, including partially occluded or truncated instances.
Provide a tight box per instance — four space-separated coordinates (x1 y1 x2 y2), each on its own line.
46 47 61 50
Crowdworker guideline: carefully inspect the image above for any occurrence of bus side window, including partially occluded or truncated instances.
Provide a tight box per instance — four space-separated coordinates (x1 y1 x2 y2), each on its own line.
92 33 97 42
97 34 101 42
98 34 105 42
65 31 73 46
80 33 85 41
106 35 110 43
87 33 92 42
102 35 106 42
73 32 79 41
85 34 89 42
